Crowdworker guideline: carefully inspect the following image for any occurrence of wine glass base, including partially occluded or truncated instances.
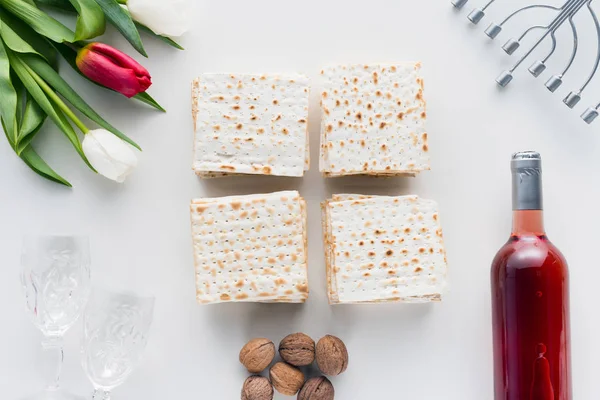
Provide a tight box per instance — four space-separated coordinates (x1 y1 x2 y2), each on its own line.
20 389 86 400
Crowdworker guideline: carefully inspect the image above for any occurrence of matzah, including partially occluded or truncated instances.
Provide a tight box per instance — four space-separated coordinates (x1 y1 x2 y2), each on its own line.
190 191 309 304
192 74 310 177
319 63 430 177
322 194 447 304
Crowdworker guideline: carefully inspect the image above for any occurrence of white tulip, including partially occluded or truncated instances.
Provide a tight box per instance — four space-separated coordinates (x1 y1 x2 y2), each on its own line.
127 0 192 37
82 129 138 183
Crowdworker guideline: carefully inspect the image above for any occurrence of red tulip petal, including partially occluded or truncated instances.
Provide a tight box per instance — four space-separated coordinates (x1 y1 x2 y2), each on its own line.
88 42 150 78
76 43 152 98
77 51 150 97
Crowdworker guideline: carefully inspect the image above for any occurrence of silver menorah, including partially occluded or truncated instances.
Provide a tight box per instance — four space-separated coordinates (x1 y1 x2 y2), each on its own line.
451 0 600 124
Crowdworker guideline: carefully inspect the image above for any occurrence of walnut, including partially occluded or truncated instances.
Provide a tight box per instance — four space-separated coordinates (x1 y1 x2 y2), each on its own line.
239 338 276 373
269 362 305 396
298 376 335 400
241 376 273 400
279 333 315 366
315 335 348 376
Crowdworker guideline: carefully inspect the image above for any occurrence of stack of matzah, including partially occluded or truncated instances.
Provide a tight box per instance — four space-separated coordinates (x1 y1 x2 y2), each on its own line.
319 63 430 177
190 191 309 304
322 194 447 304
192 73 310 178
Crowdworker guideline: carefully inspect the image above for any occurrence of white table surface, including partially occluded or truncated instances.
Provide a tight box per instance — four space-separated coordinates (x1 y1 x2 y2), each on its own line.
2 0 599 398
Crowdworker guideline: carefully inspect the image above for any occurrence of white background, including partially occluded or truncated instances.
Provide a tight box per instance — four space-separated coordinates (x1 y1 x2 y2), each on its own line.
1 0 600 398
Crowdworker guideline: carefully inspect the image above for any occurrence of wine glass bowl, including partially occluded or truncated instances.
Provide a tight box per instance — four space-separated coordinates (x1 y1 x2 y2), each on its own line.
21 236 91 337
81 289 154 398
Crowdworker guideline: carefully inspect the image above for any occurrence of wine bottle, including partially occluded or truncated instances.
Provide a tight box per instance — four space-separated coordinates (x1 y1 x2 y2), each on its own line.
491 151 572 400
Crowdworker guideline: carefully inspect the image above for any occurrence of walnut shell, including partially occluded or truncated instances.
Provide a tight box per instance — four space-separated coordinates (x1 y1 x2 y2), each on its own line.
298 376 335 400
240 338 276 373
279 333 315 366
315 335 348 376
241 376 274 400
269 362 305 396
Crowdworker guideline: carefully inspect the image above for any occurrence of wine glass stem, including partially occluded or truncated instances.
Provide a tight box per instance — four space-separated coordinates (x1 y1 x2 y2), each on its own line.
41 336 64 391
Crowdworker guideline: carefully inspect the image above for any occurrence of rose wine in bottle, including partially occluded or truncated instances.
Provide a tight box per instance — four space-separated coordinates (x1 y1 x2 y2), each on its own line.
491 152 572 400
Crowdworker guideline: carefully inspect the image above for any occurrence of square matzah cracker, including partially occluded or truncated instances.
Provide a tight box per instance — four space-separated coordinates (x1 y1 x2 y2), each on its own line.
322 194 447 304
319 63 430 177
192 74 310 177
190 191 309 304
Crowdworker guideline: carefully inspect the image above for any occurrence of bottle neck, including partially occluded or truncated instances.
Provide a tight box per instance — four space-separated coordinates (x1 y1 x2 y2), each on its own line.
512 157 544 235
512 210 545 236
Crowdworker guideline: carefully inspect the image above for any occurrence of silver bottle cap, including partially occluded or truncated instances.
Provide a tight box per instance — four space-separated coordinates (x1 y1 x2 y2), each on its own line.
511 151 543 210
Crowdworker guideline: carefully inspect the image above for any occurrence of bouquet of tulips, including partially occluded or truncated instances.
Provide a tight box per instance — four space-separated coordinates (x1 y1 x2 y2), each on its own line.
0 0 190 186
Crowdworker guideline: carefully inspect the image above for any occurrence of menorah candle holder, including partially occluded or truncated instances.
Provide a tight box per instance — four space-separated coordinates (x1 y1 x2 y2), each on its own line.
452 0 600 124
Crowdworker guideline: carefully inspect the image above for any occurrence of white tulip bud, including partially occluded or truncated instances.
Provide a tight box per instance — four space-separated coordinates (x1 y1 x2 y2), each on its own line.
82 129 138 183
127 0 192 37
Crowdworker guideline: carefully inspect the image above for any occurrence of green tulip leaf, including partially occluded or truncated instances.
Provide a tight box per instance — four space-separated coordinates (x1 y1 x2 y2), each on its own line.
94 0 147 57
17 94 46 153
135 22 184 50
0 19 42 58
17 120 45 154
0 10 57 65
1 116 15 148
0 38 18 144
8 50 94 171
2 117 70 186
67 0 106 41
12 72 49 156
34 0 75 12
21 53 141 150
13 71 25 126
53 42 166 112
49 96 96 171
20 144 71 186
133 92 165 112
0 0 75 43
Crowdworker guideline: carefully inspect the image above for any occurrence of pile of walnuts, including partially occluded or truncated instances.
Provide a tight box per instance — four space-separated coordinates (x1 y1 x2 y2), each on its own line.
239 333 349 400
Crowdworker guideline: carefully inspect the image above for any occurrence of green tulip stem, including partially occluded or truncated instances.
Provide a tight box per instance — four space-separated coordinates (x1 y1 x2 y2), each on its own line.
116 0 127 4
23 63 90 134
65 42 83 51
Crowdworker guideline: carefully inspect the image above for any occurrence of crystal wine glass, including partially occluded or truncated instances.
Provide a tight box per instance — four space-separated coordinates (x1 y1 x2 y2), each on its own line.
21 235 91 400
81 288 155 400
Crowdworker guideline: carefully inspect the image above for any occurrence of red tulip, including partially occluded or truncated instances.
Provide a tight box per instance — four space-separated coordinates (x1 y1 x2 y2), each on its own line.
76 43 152 98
